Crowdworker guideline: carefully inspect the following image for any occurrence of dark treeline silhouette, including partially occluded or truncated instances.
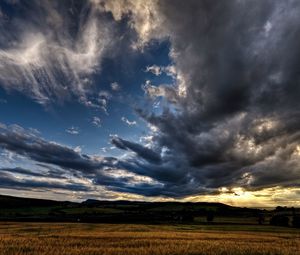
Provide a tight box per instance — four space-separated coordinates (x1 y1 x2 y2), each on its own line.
0 195 299 227
269 206 300 228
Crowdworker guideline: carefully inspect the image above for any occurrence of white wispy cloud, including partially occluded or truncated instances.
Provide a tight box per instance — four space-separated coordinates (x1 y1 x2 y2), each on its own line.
121 116 137 126
110 82 121 91
92 116 101 127
66 126 80 135
0 1 114 105
97 90 112 114
74 146 82 153
145 65 177 77
145 65 162 76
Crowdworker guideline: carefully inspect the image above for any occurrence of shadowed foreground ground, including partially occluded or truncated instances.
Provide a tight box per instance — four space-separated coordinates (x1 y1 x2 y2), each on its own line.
0 223 299 255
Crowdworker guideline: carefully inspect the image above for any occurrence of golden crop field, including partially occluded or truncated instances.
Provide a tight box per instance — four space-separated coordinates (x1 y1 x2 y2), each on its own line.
0 222 299 255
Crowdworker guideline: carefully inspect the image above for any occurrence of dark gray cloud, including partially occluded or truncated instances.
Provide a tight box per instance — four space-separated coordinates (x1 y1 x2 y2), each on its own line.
1 167 54 178
0 124 167 195
0 172 90 192
111 137 161 164
130 0 300 196
0 124 116 172
1 0 300 199
93 0 300 197
0 166 66 179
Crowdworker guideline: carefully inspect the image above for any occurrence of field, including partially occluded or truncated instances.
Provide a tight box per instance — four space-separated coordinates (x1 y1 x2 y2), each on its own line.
0 222 299 255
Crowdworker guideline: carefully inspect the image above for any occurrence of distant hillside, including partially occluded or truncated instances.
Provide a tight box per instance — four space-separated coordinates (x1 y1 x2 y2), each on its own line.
0 194 262 223
0 194 75 208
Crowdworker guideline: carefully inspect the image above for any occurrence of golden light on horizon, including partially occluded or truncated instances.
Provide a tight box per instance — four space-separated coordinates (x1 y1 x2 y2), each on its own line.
183 186 300 208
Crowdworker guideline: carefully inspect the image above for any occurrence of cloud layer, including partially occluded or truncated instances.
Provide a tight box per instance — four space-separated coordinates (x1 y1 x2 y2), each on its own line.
105 0 300 197
0 0 300 202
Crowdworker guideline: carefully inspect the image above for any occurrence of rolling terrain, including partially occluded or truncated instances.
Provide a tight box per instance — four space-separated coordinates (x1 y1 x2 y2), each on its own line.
1 195 300 255
0 194 263 224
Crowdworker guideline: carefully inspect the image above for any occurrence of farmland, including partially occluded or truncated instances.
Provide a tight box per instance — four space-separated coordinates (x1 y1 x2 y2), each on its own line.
0 222 299 255
1 195 299 254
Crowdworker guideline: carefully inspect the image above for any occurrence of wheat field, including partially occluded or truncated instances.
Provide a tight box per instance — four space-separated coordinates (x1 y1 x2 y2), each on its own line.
0 222 299 255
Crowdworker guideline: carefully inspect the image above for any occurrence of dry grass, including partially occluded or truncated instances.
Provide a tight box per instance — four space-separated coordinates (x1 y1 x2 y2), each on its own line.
0 222 299 255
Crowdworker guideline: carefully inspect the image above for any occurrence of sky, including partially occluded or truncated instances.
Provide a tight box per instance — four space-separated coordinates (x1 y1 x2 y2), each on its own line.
0 0 300 207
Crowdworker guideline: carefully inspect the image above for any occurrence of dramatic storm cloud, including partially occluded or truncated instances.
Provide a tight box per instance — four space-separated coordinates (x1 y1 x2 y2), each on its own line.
0 0 299 205
103 0 300 196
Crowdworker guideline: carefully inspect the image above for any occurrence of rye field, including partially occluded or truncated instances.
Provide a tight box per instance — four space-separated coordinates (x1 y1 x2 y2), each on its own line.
0 222 299 255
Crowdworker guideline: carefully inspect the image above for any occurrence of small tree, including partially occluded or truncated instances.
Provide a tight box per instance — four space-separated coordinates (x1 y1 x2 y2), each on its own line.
258 213 265 225
206 210 215 222
292 215 300 228
270 215 289 227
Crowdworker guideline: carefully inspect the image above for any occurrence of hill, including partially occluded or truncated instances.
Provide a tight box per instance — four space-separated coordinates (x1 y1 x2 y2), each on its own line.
0 194 261 223
0 194 75 208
